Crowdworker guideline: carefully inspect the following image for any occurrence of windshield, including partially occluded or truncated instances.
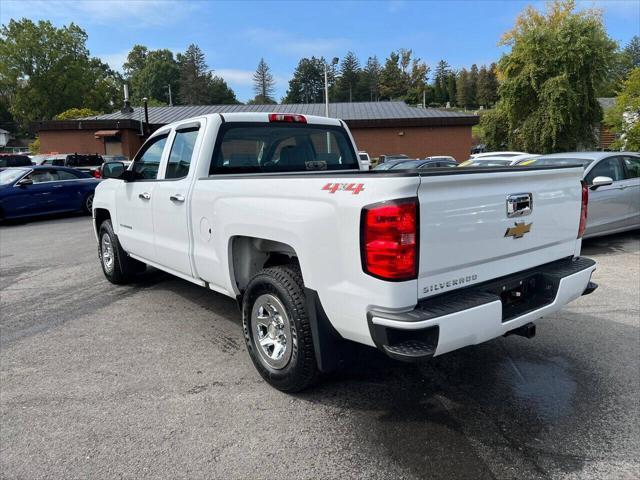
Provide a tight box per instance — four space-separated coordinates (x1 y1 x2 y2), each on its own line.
374 162 398 170
0 168 28 185
210 123 358 174
390 161 420 169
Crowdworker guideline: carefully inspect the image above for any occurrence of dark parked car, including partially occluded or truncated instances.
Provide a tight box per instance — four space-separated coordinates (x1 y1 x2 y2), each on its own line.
373 159 414 170
390 158 458 170
0 154 32 171
0 166 99 220
40 153 104 177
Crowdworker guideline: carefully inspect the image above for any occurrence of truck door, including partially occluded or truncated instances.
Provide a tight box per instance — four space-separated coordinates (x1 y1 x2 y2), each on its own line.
151 124 202 277
114 134 169 260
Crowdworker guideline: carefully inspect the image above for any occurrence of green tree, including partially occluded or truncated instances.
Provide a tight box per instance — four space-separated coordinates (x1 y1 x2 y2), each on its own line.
55 107 101 119
623 36 640 71
0 19 120 127
605 67 640 151
445 72 457 106
405 58 430 105
361 56 382 101
456 69 473 108
252 58 276 104
485 0 617 153
335 51 360 102
208 76 239 104
469 64 479 108
477 64 499 107
432 60 450 105
177 44 210 104
283 57 329 103
379 51 405 100
124 45 179 104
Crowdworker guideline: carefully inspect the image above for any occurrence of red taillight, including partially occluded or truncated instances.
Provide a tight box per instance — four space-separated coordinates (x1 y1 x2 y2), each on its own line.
268 113 307 123
361 199 418 281
578 181 588 238
92 169 101 179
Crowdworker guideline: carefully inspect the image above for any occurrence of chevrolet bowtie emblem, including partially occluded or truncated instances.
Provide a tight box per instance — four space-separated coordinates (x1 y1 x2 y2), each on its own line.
504 222 532 239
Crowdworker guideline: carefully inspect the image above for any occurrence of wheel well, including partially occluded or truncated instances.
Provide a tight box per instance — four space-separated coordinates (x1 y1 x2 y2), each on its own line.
94 208 111 230
231 236 299 293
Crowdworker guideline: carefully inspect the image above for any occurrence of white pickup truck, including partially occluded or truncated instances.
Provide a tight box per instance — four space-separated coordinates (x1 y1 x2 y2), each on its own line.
94 112 598 392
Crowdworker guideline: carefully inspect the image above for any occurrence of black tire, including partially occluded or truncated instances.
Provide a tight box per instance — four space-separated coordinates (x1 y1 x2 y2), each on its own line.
98 219 145 284
242 265 318 392
83 192 94 215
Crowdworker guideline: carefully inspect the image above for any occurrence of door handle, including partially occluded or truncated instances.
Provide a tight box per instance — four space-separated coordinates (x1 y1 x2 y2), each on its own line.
138 192 151 200
170 194 185 203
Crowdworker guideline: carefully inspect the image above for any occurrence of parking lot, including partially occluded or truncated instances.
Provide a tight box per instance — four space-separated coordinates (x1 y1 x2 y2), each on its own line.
0 215 638 479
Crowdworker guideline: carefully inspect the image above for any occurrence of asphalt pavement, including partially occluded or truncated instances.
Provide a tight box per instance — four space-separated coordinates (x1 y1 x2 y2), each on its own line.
1 214 638 479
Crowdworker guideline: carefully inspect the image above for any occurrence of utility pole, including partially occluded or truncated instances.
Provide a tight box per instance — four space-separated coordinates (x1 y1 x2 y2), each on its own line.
324 57 339 117
167 84 173 106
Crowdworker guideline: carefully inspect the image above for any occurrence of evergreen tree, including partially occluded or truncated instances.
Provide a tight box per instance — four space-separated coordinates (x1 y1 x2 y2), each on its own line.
177 44 210 105
252 58 276 104
208 76 239 104
379 51 405 100
283 57 329 103
469 64 479 108
433 60 450 105
335 51 361 102
446 72 457 106
456 69 473 108
361 56 382 101
623 36 640 70
477 64 499 107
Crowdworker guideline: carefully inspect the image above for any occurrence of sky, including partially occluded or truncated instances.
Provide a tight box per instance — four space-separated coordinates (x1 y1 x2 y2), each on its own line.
2 0 639 102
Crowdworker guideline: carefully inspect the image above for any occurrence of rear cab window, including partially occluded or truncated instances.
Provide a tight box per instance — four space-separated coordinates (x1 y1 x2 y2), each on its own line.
209 122 358 175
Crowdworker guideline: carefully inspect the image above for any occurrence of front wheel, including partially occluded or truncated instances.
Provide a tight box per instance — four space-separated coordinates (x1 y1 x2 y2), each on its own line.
98 219 145 284
242 265 318 392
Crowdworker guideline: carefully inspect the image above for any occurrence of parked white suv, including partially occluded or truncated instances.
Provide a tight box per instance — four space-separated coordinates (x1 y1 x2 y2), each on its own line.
93 112 597 391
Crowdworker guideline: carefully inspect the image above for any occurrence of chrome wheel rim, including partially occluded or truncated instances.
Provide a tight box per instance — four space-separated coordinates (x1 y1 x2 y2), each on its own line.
251 294 294 370
100 233 114 273
86 194 94 211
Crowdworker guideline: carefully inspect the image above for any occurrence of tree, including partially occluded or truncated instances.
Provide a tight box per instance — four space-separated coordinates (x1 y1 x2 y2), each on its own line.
484 0 617 153
405 58 430 105
623 36 640 71
361 56 382 101
208 76 240 104
335 51 360 102
456 69 473 108
379 51 404 100
432 60 450 105
283 57 328 103
55 107 101 120
177 44 210 104
445 72 457 106
252 58 276 104
124 45 179 104
605 68 640 151
469 64 479 108
477 64 499 107
0 19 120 127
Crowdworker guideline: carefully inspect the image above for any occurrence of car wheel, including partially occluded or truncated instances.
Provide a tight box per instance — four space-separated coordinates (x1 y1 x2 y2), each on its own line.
83 192 94 214
98 219 145 284
242 265 318 392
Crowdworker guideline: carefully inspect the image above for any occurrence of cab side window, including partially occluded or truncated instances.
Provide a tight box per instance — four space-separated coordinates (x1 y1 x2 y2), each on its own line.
165 127 199 179
585 157 625 184
27 170 59 183
132 135 168 180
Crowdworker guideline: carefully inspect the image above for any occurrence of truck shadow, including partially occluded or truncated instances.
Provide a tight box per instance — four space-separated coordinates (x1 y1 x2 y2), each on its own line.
581 230 638 255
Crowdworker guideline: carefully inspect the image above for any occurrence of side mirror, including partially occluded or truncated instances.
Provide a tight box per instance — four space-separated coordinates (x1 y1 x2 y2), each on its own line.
101 161 125 179
16 178 33 187
590 176 613 190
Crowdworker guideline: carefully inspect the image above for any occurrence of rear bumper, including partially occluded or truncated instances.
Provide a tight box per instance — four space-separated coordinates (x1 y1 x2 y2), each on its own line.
368 256 597 361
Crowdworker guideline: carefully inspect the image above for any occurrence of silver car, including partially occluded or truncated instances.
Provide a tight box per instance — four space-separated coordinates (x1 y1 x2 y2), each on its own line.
516 152 640 238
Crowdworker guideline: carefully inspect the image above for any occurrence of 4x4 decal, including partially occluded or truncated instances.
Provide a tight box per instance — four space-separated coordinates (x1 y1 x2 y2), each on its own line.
322 183 365 195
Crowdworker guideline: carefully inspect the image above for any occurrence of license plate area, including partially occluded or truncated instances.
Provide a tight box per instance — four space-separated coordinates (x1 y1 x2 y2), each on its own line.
489 273 558 322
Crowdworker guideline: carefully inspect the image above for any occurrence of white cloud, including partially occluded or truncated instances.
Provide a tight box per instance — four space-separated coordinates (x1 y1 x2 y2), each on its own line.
0 0 198 27
244 28 348 57
215 69 254 86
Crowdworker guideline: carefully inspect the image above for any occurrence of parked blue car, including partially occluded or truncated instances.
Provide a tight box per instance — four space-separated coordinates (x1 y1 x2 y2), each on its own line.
0 166 100 220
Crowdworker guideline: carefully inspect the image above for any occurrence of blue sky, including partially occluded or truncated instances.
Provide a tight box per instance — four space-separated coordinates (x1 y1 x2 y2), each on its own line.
2 0 639 102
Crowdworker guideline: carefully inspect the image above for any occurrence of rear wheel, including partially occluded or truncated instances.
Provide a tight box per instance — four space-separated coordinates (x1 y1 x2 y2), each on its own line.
98 219 145 284
242 265 318 392
83 192 94 214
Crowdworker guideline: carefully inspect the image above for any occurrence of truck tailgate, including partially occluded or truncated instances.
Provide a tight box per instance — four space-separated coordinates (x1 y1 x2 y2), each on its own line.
417 167 584 299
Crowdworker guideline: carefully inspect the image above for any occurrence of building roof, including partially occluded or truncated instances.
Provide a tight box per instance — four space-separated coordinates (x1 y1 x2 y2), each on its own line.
33 101 478 133
81 101 478 128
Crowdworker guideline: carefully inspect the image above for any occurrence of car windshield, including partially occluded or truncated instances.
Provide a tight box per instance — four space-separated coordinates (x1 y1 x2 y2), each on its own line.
518 157 593 168
0 168 28 185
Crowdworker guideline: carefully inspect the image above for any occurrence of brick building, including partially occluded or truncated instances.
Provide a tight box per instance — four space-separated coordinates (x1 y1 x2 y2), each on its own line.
33 102 478 161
